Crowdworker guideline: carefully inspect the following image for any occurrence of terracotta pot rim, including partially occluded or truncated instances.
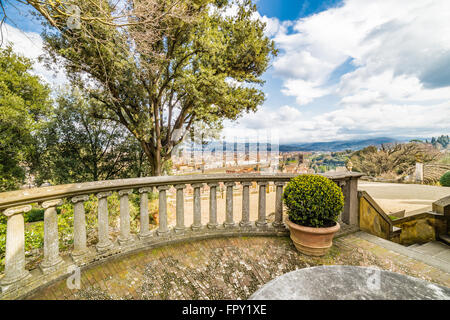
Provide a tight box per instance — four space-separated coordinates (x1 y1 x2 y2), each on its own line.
286 219 340 234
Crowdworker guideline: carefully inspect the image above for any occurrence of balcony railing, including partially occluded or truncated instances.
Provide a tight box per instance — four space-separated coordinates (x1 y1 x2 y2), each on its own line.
0 172 363 299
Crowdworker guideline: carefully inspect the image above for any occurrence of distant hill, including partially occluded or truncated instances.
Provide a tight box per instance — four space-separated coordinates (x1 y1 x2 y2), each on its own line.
279 137 401 152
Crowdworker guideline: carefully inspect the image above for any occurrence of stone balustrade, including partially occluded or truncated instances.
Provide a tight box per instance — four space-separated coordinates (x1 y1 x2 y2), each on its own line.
0 172 363 299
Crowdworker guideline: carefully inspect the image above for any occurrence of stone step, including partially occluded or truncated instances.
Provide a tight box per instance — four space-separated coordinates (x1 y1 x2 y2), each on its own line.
408 243 420 249
357 232 450 274
439 234 450 246
433 249 450 264
412 241 449 257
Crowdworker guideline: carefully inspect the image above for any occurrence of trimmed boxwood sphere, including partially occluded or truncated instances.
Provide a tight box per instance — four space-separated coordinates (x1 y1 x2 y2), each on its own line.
440 171 450 187
283 174 344 228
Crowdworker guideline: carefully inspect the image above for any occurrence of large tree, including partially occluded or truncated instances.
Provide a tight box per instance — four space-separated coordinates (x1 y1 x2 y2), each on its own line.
0 46 52 191
32 88 153 185
32 0 276 175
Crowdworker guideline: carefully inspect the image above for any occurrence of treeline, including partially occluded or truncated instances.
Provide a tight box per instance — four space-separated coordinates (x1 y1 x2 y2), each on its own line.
0 46 156 192
349 142 441 179
426 135 450 149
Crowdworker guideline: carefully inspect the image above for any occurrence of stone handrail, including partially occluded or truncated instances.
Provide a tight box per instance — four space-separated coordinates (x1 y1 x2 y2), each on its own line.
0 172 362 299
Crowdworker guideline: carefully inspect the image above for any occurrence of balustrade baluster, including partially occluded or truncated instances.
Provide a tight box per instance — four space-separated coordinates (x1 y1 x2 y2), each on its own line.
240 182 252 228
138 187 153 239
0 205 31 290
96 191 113 252
118 189 134 245
273 182 285 228
207 182 219 229
41 199 64 273
338 180 346 223
174 184 186 234
191 183 203 230
256 181 268 227
71 195 89 258
224 182 236 228
156 185 170 236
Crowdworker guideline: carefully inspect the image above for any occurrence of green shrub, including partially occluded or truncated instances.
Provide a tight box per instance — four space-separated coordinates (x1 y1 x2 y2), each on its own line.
24 207 62 223
283 174 344 227
440 171 450 187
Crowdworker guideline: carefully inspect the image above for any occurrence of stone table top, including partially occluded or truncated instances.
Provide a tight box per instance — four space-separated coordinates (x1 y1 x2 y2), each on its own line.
249 265 450 300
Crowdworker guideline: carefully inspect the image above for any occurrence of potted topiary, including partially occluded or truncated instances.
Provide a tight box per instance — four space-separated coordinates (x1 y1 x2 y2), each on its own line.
283 174 344 256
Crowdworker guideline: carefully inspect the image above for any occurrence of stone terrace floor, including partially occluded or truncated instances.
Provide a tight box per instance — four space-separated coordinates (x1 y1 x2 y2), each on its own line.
27 232 450 300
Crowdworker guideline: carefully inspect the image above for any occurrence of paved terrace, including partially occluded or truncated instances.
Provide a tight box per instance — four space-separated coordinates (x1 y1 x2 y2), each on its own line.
358 181 450 216
28 232 450 300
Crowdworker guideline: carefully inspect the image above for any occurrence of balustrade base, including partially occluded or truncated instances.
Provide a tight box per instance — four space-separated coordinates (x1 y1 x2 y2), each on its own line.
207 223 219 229
0 270 31 293
96 241 114 253
191 224 202 231
138 231 153 241
118 236 135 246
255 221 269 228
272 222 286 229
71 249 90 264
223 222 236 229
239 221 252 228
156 229 171 237
39 256 64 275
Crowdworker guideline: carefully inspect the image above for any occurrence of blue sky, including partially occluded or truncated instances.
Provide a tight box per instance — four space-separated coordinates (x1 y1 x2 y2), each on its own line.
1 0 450 143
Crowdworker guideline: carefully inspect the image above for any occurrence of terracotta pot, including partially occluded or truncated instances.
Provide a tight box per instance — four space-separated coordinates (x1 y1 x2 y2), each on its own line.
286 219 340 256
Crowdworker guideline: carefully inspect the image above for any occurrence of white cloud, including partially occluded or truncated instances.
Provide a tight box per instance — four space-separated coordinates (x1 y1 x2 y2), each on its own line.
271 0 450 107
224 101 450 144
281 79 330 105
0 24 68 89
235 0 450 142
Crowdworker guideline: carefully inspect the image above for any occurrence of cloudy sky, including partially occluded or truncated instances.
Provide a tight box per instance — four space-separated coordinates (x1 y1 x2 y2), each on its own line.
2 0 450 143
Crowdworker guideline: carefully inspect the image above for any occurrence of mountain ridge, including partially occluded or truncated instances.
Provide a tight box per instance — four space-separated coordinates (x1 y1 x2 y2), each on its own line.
279 137 402 152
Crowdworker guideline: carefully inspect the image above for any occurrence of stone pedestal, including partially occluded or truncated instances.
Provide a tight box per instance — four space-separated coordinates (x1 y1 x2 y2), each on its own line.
40 199 64 274
118 189 134 246
138 187 153 240
71 195 90 260
1 205 32 291
96 192 114 252
156 186 170 236
191 183 203 231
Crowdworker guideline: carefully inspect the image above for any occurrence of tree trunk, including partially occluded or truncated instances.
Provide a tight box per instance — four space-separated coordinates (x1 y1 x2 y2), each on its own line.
140 140 162 176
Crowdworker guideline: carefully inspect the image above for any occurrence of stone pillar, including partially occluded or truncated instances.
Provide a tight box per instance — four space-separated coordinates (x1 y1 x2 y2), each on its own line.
96 191 113 252
0 205 31 290
415 162 424 183
256 181 268 227
118 189 134 245
273 181 285 228
191 183 203 230
40 199 64 273
71 195 89 258
224 182 236 228
174 184 186 234
240 181 252 228
337 180 346 224
342 178 359 226
138 187 153 239
207 182 219 229
156 185 170 236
